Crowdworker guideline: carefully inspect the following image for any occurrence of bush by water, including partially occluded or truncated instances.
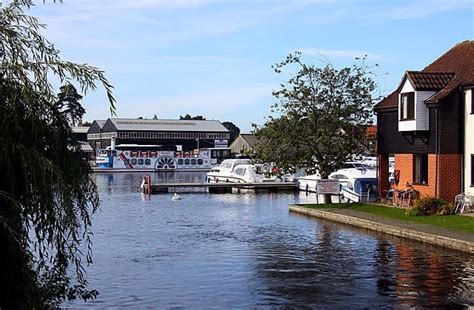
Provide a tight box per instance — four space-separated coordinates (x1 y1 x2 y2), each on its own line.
407 197 454 216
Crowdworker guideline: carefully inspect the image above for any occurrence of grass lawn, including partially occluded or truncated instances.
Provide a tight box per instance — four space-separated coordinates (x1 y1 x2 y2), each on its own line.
303 203 474 233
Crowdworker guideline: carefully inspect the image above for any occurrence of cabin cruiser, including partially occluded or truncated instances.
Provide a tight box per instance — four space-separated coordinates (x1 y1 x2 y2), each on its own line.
297 158 377 193
329 168 377 203
297 172 321 192
206 159 280 183
341 161 373 170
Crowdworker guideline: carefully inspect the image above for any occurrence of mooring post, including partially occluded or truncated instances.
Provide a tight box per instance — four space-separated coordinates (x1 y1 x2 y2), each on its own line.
141 175 151 194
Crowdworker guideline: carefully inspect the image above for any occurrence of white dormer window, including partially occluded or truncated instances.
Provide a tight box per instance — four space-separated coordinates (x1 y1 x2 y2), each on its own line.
400 92 415 120
398 78 431 132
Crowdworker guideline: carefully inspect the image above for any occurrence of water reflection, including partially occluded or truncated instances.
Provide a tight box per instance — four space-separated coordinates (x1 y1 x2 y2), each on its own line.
377 242 474 308
67 172 473 308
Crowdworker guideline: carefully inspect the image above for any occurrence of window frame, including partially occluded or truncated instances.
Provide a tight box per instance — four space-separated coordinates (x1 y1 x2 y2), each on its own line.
471 91 474 114
471 154 474 187
400 92 415 121
413 153 429 185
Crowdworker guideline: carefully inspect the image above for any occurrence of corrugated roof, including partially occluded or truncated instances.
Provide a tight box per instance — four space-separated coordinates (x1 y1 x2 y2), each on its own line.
95 120 106 128
79 142 93 152
109 118 229 132
72 126 90 134
375 40 474 110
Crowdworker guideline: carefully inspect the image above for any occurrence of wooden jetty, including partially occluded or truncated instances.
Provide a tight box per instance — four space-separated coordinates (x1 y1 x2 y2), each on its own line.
141 176 297 194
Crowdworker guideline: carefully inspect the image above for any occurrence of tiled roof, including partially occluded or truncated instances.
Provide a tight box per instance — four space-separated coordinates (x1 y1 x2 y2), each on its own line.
406 71 455 90
375 40 474 110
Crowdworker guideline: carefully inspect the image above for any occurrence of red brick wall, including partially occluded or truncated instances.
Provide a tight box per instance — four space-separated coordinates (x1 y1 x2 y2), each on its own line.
394 153 462 202
377 153 390 197
394 154 436 198
437 154 462 203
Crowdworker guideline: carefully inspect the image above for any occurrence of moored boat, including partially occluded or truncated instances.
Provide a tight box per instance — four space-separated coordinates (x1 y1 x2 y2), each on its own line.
329 168 377 203
297 172 321 192
94 143 231 172
206 159 280 183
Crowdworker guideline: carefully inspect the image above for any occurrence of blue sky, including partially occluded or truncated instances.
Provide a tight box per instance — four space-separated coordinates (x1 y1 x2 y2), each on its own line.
25 0 474 131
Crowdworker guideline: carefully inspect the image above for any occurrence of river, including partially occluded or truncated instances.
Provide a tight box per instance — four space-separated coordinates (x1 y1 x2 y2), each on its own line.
67 172 474 308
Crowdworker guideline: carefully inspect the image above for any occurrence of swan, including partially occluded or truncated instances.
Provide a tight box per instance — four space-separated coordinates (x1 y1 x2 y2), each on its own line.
172 193 182 201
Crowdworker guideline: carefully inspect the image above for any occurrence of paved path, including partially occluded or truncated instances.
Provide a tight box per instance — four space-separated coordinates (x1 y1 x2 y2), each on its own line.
289 204 474 254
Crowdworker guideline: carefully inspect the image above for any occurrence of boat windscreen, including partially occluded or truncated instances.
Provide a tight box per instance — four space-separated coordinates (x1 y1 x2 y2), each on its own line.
354 179 377 194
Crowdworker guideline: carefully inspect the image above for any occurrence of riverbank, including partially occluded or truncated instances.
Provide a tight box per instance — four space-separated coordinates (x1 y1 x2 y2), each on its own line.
289 204 474 254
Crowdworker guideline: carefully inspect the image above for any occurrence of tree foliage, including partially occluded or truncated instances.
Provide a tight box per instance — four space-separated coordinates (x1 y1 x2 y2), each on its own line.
0 1 115 308
222 121 240 144
254 52 377 179
56 84 85 126
179 114 206 120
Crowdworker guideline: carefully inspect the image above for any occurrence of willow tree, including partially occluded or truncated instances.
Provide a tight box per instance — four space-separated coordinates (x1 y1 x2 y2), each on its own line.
0 1 115 308
254 52 377 200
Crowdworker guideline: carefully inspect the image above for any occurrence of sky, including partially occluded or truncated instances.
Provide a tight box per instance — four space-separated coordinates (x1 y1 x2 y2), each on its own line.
21 0 474 131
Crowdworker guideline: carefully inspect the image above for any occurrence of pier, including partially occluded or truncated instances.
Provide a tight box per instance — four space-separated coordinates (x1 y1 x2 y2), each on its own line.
141 176 297 194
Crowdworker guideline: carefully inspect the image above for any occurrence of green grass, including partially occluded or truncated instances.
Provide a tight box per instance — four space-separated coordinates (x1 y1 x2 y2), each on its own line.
303 203 474 233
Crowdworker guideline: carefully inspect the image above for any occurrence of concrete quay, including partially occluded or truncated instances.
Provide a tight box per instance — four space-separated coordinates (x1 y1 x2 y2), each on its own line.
289 204 474 254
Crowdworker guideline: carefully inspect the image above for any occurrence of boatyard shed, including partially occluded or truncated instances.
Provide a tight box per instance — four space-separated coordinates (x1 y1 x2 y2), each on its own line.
86 120 106 152
375 40 474 202
229 134 260 155
72 126 89 142
87 118 230 152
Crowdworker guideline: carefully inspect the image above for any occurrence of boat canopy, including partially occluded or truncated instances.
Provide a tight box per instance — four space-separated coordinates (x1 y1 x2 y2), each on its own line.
354 178 377 194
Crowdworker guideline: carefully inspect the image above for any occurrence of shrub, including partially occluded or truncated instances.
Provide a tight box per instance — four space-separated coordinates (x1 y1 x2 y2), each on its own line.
406 197 454 216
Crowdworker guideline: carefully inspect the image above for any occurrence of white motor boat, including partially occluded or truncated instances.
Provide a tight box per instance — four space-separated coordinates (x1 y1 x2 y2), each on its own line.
206 159 279 183
297 158 375 192
207 159 252 182
329 168 377 203
297 172 321 192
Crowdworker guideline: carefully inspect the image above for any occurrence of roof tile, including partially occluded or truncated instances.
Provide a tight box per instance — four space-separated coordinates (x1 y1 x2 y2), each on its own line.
375 40 474 110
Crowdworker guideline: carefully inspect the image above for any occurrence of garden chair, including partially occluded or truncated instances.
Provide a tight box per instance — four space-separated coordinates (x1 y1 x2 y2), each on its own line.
400 186 419 208
454 193 473 214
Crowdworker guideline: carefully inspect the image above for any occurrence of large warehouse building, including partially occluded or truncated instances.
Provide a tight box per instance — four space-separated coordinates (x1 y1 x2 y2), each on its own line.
87 118 230 153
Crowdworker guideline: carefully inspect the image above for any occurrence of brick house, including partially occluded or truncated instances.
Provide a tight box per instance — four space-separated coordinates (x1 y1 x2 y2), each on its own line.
375 40 474 202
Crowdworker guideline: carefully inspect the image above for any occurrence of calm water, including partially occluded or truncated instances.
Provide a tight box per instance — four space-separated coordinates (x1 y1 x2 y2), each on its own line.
68 172 474 308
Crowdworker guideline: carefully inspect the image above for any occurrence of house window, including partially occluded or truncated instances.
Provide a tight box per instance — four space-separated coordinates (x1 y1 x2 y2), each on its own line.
471 91 474 114
400 92 415 120
471 154 474 186
413 154 428 184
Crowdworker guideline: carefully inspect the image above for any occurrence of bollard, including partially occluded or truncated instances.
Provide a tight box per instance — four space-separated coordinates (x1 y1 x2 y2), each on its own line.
142 175 152 194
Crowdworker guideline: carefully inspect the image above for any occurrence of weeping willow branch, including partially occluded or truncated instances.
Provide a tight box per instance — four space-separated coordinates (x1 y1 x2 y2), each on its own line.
0 1 115 308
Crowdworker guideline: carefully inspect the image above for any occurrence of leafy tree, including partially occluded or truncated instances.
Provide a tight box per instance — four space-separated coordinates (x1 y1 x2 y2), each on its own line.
81 121 93 126
222 121 240 144
254 52 377 201
56 84 85 126
0 1 115 308
179 114 206 120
